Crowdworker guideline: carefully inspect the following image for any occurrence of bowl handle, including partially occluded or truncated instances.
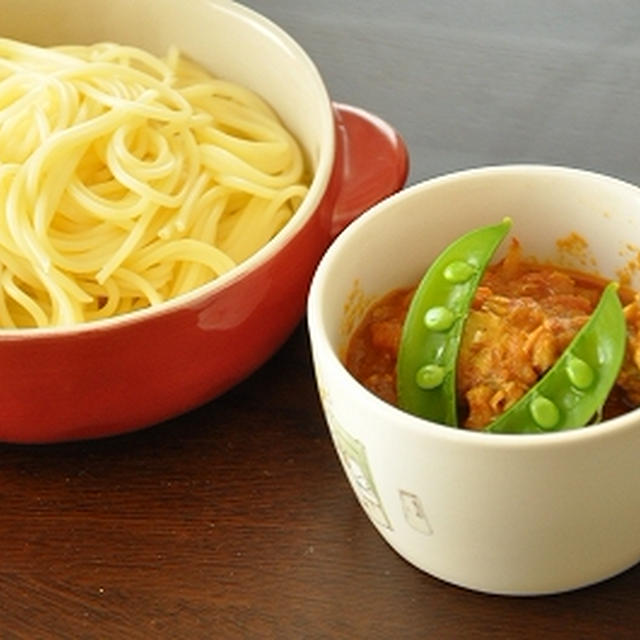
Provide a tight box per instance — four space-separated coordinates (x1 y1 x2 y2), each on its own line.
330 102 409 237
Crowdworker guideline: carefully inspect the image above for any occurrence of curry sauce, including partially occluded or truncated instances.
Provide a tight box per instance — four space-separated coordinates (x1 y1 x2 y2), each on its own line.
344 240 640 429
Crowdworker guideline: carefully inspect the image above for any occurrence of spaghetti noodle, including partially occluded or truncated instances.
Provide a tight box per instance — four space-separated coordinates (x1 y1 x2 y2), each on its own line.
0 38 310 327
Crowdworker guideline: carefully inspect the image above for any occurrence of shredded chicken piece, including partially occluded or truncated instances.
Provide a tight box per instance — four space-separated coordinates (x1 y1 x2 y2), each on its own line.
617 295 640 405
458 240 599 429
458 297 591 428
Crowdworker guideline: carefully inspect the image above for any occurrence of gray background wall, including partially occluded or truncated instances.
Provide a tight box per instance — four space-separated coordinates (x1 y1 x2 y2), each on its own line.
244 1 640 187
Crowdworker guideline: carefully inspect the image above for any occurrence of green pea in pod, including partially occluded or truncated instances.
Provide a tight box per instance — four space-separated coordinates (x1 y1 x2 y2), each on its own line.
397 217 513 426
486 281 626 434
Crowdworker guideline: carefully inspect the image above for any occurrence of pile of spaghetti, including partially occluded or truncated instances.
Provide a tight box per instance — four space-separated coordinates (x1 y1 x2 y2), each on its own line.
0 38 310 327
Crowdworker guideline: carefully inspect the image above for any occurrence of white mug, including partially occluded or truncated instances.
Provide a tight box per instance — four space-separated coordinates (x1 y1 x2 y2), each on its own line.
308 165 640 595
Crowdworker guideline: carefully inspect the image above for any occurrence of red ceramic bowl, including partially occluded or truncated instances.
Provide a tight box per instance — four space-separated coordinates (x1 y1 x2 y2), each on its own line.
0 0 408 443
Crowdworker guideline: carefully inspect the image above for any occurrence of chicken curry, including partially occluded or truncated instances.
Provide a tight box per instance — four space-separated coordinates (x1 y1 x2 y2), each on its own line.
344 238 640 430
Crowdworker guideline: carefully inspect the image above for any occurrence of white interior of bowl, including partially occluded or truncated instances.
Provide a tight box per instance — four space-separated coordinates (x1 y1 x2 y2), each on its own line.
0 0 334 334
309 164 640 445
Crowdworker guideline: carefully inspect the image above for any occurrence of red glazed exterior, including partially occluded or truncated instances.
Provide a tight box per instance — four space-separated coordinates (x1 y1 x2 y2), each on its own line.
0 103 408 442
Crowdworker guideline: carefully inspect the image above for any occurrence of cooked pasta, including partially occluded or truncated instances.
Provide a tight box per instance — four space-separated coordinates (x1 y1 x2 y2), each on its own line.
0 37 310 327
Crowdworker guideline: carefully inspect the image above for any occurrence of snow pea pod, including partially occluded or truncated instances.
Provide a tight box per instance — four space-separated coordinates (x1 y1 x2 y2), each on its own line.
486 281 626 434
397 217 512 425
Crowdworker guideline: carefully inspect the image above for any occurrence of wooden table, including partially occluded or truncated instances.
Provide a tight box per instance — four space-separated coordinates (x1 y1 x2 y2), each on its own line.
1 322 639 639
